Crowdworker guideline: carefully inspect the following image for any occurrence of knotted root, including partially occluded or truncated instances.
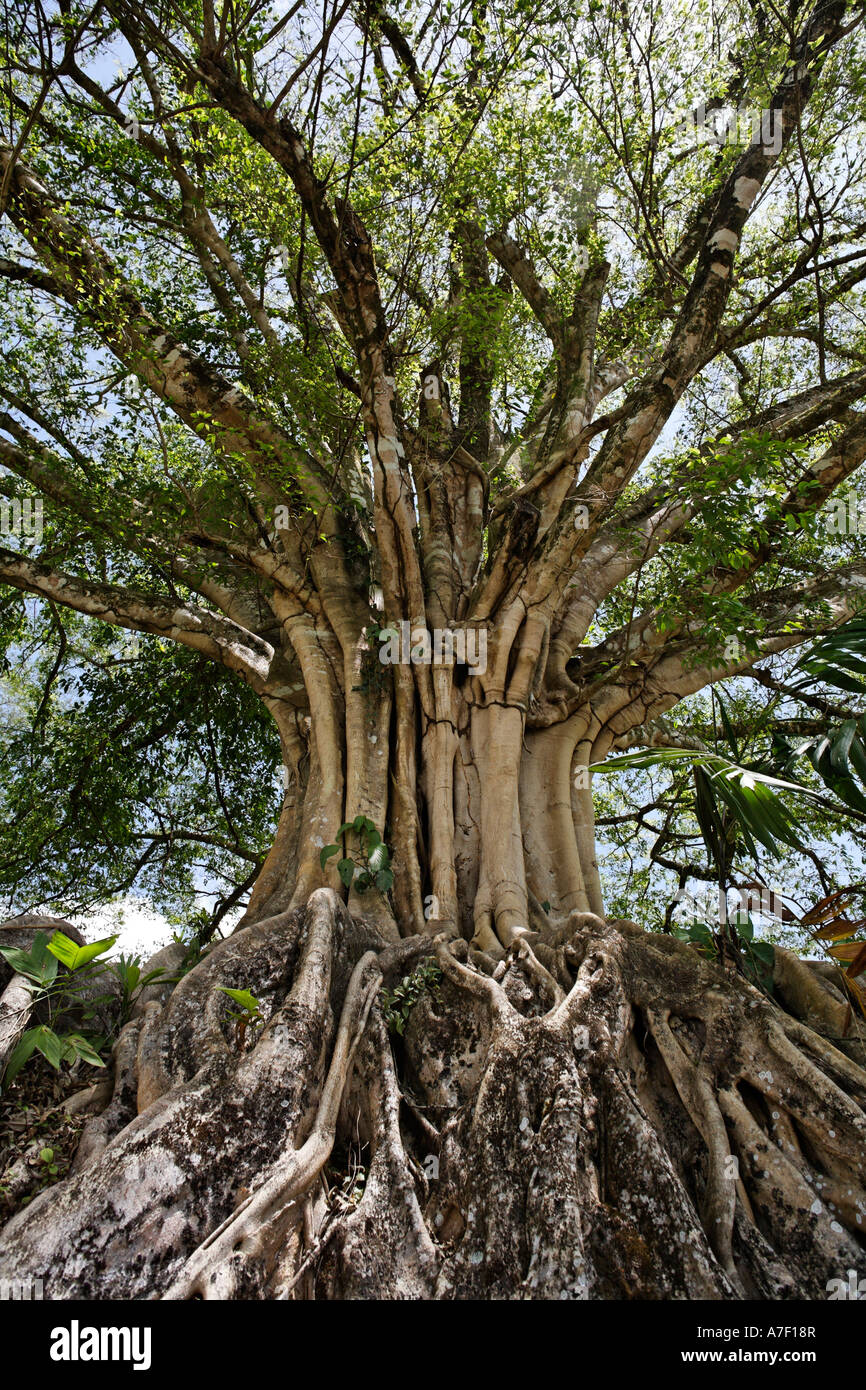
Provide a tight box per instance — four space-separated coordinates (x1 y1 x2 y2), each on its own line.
163 948 381 1299
316 1011 439 1299
0 896 864 1300
0 889 366 1297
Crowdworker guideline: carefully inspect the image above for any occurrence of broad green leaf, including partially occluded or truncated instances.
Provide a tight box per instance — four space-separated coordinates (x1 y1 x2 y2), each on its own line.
0 932 58 985
62 1034 107 1068
368 842 389 873
47 932 118 971
750 941 775 964
217 986 261 1015
734 913 754 941
33 1025 64 1070
337 857 356 887
2 1027 40 1085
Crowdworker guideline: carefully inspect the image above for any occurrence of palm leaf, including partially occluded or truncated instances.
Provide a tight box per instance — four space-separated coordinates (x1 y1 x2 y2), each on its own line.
595 748 808 861
793 617 866 695
794 714 866 814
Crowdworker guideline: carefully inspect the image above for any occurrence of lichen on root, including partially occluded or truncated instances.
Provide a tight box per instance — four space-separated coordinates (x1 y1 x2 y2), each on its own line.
0 892 863 1300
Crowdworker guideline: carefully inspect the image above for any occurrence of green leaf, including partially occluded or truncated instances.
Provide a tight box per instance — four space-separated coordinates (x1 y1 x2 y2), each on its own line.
0 944 37 975
32 1025 64 1070
2 1027 40 1085
0 932 58 985
27 932 51 967
694 765 729 872
336 857 356 888
734 913 754 942
794 619 866 694
62 1034 107 1068
750 941 775 965
830 719 858 775
121 962 141 993
47 932 118 971
687 921 714 948
217 986 261 1015
716 692 741 762
364 826 382 854
798 725 866 814
368 841 389 874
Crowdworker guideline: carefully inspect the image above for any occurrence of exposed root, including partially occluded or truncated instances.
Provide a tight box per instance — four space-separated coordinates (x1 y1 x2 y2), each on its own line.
434 934 514 1023
718 1084 864 1283
646 1007 741 1290
0 894 863 1300
510 937 566 1010
317 1012 439 1298
163 949 381 1299
72 1015 143 1174
135 907 303 1109
0 972 33 1076
776 1012 866 1101
47 1078 113 1118
773 946 851 1040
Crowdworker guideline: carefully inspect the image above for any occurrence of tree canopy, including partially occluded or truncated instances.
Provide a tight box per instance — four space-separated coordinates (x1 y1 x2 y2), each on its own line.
2 0 866 942
4 0 866 1309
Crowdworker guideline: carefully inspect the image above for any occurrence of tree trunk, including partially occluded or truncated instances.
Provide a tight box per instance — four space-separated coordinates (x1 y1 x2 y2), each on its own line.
0 692 864 1301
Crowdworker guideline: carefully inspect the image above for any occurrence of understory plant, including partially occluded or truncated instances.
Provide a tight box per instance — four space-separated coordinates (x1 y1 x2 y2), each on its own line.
0 930 165 1087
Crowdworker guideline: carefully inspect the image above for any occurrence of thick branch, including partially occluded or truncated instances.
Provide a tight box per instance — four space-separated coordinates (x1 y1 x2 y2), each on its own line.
0 548 275 688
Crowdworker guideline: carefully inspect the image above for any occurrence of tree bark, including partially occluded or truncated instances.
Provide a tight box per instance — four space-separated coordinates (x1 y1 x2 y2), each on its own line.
0 0 864 1301
0 730 863 1300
